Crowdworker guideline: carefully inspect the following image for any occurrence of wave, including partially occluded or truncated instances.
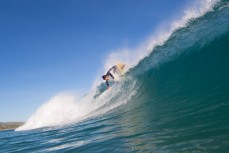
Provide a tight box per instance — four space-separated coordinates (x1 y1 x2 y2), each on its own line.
16 0 227 131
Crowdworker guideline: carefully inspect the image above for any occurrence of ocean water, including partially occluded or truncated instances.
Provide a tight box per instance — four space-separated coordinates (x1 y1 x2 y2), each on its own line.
1 0 229 152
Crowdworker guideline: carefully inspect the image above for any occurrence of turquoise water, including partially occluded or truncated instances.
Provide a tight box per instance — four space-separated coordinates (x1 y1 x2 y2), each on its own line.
1 1 229 152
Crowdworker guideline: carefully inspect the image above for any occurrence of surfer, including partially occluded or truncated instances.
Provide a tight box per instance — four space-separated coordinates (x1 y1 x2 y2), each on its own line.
102 64 125 89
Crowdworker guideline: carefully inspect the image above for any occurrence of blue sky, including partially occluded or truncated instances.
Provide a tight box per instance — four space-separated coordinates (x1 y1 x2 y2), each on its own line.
0 0 186 122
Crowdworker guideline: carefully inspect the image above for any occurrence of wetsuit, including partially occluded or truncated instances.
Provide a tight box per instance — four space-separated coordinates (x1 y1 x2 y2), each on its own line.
105 66 117 87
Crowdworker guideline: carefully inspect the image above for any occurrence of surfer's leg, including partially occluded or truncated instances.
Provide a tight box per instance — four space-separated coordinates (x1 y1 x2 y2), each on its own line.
107 72 114 79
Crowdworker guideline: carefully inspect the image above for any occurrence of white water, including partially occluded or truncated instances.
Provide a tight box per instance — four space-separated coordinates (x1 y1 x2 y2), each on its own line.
17 78 136 131
103 0 219 71
16 0 219 131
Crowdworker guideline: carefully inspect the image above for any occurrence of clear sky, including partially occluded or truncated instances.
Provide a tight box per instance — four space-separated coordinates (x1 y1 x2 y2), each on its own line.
0 0 186 122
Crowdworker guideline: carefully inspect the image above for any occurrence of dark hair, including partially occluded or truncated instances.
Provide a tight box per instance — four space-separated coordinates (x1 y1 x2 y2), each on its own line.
102 75 107 80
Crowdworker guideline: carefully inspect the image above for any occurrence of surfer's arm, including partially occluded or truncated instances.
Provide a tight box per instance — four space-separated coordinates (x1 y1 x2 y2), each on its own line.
106 80 109 86
106 80 110 89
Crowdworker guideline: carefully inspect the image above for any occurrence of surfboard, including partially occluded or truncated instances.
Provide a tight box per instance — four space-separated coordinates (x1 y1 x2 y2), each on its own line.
116 63 125 76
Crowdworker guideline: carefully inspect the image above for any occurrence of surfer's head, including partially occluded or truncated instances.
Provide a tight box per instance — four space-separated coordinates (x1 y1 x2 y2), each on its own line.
102 75 109 80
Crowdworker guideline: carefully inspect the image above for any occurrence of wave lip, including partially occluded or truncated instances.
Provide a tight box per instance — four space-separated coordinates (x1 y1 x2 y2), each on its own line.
102 0 220 75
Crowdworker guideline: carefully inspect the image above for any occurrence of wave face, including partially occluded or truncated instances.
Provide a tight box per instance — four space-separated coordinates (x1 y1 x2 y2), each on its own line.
1 1 229 152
